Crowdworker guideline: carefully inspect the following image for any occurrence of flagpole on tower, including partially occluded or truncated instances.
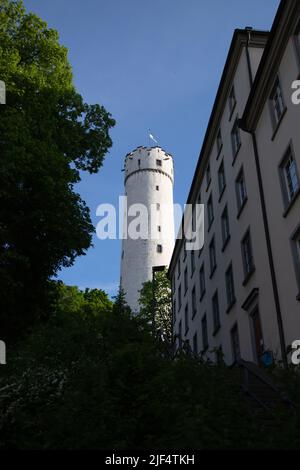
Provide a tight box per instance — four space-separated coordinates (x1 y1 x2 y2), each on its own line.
148 130 158 147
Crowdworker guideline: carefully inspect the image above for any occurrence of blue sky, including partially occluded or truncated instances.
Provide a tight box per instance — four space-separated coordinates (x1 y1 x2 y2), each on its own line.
23 0 279 297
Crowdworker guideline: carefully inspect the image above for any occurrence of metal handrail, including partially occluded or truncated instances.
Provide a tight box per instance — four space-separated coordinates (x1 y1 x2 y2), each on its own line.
237 359 295 409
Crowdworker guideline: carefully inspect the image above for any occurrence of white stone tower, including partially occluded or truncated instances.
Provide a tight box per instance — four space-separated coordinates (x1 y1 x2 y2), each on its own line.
120 146 175 313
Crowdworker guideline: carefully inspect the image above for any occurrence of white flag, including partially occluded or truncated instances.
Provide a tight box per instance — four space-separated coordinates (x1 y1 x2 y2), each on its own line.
149 133 158 144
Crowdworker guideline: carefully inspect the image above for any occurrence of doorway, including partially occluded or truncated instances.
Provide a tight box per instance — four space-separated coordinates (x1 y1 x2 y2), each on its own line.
251 306 264 364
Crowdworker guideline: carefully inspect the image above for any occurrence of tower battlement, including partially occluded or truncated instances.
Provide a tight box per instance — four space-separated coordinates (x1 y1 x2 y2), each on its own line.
124 147 174 185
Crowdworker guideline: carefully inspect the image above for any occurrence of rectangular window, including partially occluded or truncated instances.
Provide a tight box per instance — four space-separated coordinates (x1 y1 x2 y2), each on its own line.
270 77 285 127
156 159 162 167
184 267 188 293
178 320 182 349
225 264 236 308
221 206 230 248
158 225 161 232
241 229 255 279
207 194 214 227
215 345 223 365
212 291 221 333
296 22 300 44
291 225 300 297
231 117 241 158
191 250 195 275
192 286 196 318
218 161 226 196
157 244 163 253
156 203 160 210
156 185 159 191
236 168 247 212
192 203 196 232
279 146 300 206
209 236 217 276
217 128 223 155
178 284 182 310
294 22 300 65
229 85 236 116
231 324 241 363
173 299 176 325
183 239 187 260
193 332 198 355
297 236 300 262
184 304 189 334
206 163 211 187
199 264 206 298
202 315 208 351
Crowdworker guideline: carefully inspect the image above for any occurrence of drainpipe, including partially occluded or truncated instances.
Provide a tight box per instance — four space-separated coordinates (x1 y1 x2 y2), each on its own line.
239 30 288 369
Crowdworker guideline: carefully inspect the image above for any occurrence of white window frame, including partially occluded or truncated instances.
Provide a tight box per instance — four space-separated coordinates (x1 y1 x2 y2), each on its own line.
270 77 286 128
279 144 300 209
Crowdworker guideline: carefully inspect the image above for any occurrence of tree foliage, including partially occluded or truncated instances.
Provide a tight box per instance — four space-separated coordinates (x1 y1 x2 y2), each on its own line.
1 282 299 449
138 268 172 343
0 0 115 338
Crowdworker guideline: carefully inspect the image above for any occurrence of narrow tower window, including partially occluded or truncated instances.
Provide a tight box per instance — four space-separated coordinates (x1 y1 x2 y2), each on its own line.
157 244 163 253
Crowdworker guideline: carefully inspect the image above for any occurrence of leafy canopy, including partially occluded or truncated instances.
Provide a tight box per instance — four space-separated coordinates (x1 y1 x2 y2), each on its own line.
1 282 299 450
138 268 173 343
0 0 115 337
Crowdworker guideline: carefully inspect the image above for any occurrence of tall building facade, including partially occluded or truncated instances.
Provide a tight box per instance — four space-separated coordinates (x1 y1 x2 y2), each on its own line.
121 146 175 313
168 0 300 366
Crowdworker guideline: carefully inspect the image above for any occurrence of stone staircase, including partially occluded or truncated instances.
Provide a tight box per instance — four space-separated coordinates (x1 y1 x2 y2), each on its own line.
237 359 295 412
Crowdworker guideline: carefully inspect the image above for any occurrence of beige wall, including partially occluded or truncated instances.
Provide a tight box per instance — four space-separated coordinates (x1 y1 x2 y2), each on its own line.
170 4 300 367
172 41 283 365
254 35 300 356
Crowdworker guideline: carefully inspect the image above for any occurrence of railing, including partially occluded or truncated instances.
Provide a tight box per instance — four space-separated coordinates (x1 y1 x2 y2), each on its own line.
237 359 295 410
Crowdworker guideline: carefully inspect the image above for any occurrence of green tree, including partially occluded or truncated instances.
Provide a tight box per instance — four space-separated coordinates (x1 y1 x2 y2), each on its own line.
113 285 132 316
138 268 172 343
54 282 113 316
0 0 115 338
1 285 299 450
